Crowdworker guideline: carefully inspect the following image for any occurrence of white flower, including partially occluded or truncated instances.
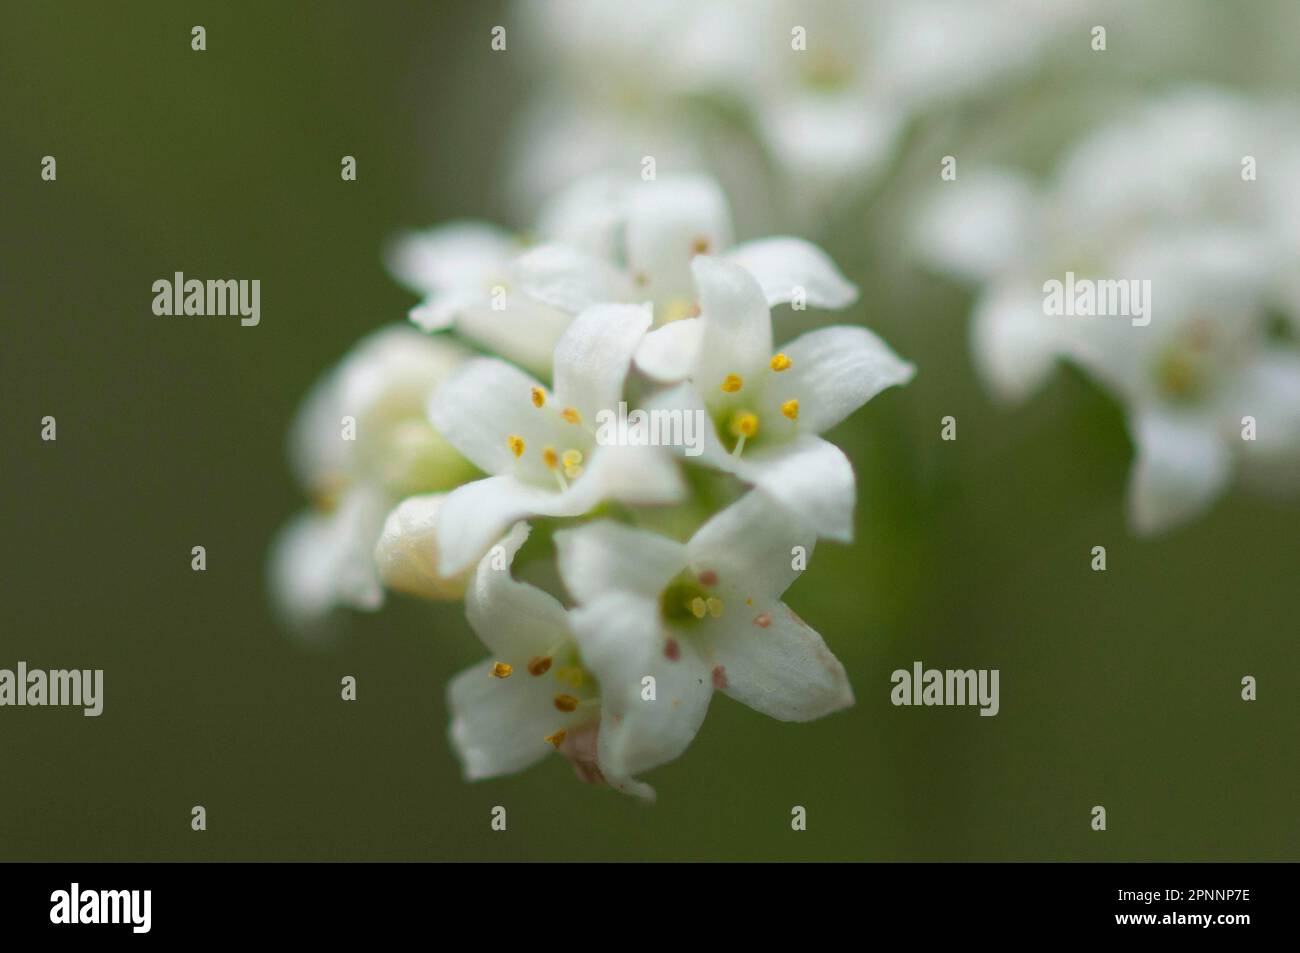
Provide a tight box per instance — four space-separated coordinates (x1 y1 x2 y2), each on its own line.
515 173 859 323
373 494 471 600
509 0 1085 216
634 256 914 540
269 326 474 625
447 521 654 800
385 222 574 376
428 302 684 577
553 491 854 784
913 88 1300 532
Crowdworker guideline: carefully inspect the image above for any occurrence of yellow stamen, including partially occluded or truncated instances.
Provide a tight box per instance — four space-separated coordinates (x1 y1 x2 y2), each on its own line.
781 399 799 421
531 387 546 408
554 693 580 713
561 406 582 425
528 656 553 677
706 597 724 619
721 373 743 394
690 597 708 620
507 435 525 458
542 446 559 470
490 662 513 679
562 449 583 469
564 465 583 480
730 412 759 438
770 352 792 372
545 729 566 749
690 236 712 256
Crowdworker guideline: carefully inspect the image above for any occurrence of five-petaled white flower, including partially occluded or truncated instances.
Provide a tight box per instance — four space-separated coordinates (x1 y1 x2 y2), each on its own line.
428 302 684 577
634 256 915 540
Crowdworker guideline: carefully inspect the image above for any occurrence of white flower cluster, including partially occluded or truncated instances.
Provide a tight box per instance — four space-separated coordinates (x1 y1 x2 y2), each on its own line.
915 88 1300 534
273 174 915 799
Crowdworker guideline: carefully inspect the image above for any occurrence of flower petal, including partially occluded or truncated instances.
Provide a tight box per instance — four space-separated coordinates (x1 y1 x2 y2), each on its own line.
374 493 468 600
767 325 915 434
699 602 853 722
555 520 687 606
428 358 555 475
513 243 634 315
725 237 858 309
552 302 653 421
634 317 703 383
690 256 774 393
465 521 572 663
568 593 713 779
625 175 734 303
447 658 568 781
970 282 1060 404
687 490 815 604
738 435 857 543
385 221 518 296
433 475 559 577
1127 407 1233 535
912 169 1038 282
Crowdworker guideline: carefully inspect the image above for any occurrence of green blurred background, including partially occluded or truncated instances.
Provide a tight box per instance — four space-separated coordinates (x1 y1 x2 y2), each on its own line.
2 1 1296 861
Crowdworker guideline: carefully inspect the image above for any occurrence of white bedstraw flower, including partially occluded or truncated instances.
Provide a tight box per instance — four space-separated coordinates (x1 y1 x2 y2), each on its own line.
913 88 1300 533
634 256 915 540
428 302 684 577
373 493 471 600
552 490 854 786
447 521 654 800
385 222 574 376
269 326 474 625
514 173 859 325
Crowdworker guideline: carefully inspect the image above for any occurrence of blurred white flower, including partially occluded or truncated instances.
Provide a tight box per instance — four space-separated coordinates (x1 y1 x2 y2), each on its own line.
269 326 474 626
516 172 859 323
510 0 1085 218
428 303 684 577
636 256 915 540
385 222 573 376
914 88 1300 532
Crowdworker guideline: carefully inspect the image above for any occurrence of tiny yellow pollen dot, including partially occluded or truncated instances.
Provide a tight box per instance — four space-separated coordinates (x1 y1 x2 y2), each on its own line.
531 387 546 408
730 412 759 438
770 352 792 372
542 446 558 470
721 373 743 393
706 597 724 618
507 435 525 458
545 729 567 749
690 236 712 255
562 448 583 468
528 656 553 677
554 693 580 713
690 597 708 619
561 406 582 425
781 399 800 421
490 662 513 679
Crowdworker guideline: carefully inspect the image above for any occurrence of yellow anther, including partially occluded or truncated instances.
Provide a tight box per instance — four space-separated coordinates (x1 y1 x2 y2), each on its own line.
690 236 712 255
531 387 546 408
507 435 525 458
490 662 513 679
545 729 567 749
690 597 708 619
730 412 759 438
781 399 800 421
706 597 724 619
554 693 580 713
528 656 553 677
560 406 582 425
770 352 792 372
542 446 559 470
720 373 743 393
562 449 583 468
